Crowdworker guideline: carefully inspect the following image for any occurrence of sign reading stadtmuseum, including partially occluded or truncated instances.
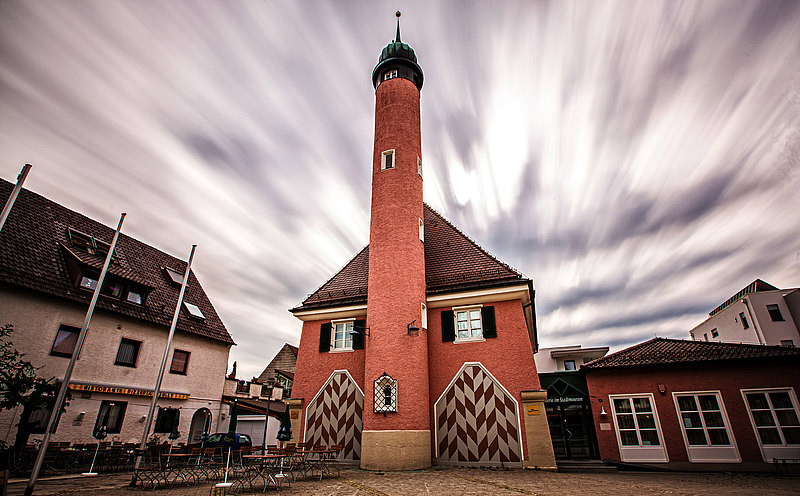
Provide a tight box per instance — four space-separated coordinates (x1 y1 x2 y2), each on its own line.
68 383 190 400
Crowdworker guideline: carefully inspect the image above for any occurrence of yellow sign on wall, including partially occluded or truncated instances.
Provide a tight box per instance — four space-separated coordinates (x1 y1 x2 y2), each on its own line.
68 383 189 400
527 405 540 416
290 411 299 419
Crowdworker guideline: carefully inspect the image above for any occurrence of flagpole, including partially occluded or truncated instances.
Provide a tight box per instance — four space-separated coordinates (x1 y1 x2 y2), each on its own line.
0 163 32 234
131 244 196 484
25 212 126 496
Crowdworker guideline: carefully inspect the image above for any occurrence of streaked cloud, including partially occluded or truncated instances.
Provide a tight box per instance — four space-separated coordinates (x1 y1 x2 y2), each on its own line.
1 1 798 380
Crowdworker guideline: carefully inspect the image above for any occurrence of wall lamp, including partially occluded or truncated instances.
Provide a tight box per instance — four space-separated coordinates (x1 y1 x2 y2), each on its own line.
407 320 420 336
599 407 607 416
349 326 370 338
77 411 86 420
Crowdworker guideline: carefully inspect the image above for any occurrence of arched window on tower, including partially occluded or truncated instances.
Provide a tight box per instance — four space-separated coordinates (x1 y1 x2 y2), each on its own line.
374 373 397 414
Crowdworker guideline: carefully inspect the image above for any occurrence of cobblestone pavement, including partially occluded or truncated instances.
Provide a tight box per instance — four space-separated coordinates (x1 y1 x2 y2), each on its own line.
7 468 799 496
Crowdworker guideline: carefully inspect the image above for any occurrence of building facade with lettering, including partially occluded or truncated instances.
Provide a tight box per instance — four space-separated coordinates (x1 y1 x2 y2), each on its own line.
287 18 555 470
0 179 235 446
584 338 800 471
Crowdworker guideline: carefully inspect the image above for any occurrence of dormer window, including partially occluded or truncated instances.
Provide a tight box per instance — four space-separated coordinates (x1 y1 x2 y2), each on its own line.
381 149 395 170
384 69 398 80
183 302 205 320
67 227 119 263
126 290 142 305
80 275 98 290
164 267 184 286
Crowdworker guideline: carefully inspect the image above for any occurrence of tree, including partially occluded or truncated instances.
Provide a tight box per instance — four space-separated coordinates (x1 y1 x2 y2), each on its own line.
0 324 68 453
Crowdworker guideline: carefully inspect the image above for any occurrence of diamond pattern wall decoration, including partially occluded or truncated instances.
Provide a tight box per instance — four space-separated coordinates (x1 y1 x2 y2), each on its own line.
305 370 363 461
434 363 522 464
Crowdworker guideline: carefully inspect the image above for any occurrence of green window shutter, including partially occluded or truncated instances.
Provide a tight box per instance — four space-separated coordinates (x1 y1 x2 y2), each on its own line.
319 323 332 352
482 306 497 338
441 310 455 342
352 320 366 349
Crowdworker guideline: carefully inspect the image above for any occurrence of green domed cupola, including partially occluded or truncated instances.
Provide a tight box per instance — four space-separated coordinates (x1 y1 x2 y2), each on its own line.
372 12 424 90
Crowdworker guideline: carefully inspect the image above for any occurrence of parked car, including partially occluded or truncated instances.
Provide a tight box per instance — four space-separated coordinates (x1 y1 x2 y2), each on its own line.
203 433 252 449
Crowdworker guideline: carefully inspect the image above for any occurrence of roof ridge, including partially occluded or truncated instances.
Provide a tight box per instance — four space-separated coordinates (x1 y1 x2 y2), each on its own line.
300 244 369 305
583 336 660 367
423 203 524 278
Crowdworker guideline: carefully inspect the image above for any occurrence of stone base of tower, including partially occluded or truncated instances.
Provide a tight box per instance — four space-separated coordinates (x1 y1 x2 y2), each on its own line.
520 390 558 470
360 430 431 470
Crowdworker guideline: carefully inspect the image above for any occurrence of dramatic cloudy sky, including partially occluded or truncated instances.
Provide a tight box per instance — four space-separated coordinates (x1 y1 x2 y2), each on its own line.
2 1 799 380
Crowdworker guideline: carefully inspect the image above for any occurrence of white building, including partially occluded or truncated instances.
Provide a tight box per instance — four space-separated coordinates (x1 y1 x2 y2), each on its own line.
0 179 235 446
534 345 609 373
689 279 800 347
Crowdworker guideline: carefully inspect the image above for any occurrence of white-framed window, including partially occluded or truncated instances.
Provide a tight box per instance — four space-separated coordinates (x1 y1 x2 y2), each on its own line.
673 391 740 462
330 319 354 352
453 305 483 342
381 149 395 170
417 156 422 177
741 388 800 461
419 218 424 242
384 69 398 80
564 360 576 371
609 393 668 462
421 302 428 330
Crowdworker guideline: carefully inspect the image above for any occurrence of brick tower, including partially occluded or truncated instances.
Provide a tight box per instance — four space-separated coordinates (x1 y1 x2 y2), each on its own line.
361 12 430 470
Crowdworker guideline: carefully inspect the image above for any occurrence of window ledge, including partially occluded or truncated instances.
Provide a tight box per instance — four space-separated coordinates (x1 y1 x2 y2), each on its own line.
454 338 486 344
329 348 355 353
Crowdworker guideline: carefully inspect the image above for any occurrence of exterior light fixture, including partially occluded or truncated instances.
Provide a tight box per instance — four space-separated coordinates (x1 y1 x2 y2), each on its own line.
600 407 607 415
77 411 86 420
407 319 420 336
349 324 370 338
658 384 667 394
139 415 146 423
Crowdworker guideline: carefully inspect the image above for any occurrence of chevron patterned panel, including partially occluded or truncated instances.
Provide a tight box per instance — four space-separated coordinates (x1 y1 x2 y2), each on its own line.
435 364 522 464
305 371 363 461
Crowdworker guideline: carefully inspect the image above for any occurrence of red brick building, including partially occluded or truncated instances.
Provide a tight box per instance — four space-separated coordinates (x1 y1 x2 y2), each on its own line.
584 338 800 470
287 17 555 471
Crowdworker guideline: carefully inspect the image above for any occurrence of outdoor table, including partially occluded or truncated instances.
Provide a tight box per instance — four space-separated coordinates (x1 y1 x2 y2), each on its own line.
232 454 286 493
161 453 200 484
299 449 339 480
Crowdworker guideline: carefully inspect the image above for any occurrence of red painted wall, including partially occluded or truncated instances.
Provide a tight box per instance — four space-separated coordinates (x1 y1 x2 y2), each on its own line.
365 75 429 432
427 299 540 458
585 359 800 464
292 317 366 440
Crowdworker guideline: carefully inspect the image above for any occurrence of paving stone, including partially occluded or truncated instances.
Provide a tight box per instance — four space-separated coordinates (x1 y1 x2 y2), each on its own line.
6 468 799 495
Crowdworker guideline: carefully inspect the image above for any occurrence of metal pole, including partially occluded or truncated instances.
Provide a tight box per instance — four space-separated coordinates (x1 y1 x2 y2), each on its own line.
131 245 196 483
0 163 32 234
262 386 271 452
24 212 126 496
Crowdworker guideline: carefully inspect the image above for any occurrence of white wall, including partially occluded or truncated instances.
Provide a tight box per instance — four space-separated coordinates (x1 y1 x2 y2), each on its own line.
0 288 231 445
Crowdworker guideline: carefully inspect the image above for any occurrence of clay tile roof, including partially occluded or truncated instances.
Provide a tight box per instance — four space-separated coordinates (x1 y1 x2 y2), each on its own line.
0 179 234 345
582 337 800 370
292 204 525 312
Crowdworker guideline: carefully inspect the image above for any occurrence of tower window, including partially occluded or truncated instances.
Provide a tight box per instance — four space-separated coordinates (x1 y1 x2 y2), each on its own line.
384 69 398 80
374 373 397 413
381 149 395 170
739 312 749 329
419 218 424 242
417 157 422 177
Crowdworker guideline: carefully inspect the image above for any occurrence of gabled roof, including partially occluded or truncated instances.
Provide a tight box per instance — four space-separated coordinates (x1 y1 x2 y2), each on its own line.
255 343 299 384
0 179 234 345
709 278 778 317
582 337 800 370
292 204 526 312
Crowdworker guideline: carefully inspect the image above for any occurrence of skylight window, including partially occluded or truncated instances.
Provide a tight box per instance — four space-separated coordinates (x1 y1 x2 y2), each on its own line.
183 302 205 320
164 267 184 286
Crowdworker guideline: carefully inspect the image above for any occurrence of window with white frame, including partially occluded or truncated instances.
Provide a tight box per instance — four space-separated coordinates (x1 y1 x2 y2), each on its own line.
610 394 668 462
674 391 739 462
381 149 394 170
454 306 482 342
417 157 422 177
419 218 424 242
743 389 800 447
421 302 428 330
331 320 354 351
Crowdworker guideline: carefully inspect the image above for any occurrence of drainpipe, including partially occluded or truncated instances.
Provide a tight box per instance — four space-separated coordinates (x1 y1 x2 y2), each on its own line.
742 297 766 345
